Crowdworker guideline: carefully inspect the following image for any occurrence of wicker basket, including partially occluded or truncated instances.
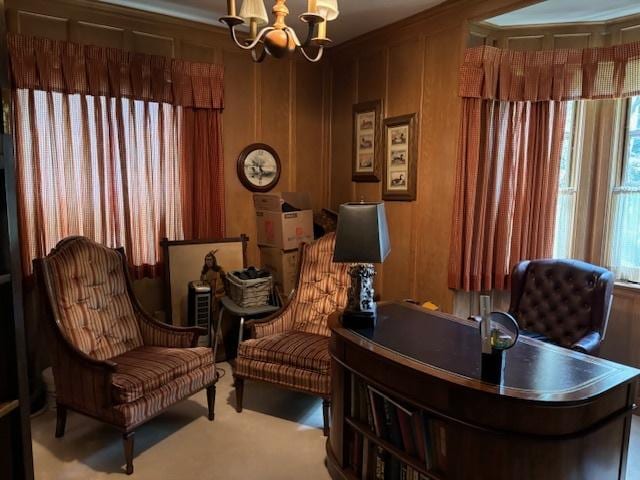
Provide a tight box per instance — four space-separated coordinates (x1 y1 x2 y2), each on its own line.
226 270 272 308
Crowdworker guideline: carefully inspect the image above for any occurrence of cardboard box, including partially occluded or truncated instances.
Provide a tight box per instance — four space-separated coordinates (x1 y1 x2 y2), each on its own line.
260 247 299 296
256 210 314 250
253 192 312 212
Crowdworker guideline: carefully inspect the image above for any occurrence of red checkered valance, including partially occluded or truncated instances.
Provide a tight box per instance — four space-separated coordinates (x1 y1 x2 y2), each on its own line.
459 42 640 102
8 33 224 109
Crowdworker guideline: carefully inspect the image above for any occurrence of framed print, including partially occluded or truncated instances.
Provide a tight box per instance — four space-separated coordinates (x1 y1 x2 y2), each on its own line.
237 143 281 192
352 100 383 182
383 113 418 201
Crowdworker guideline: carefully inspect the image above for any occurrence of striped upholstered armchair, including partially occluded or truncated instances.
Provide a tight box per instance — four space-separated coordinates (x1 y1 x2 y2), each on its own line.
34 237 217 475
234 233 350 435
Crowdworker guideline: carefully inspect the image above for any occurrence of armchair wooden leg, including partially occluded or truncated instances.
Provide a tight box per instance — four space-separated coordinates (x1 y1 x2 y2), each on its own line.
234 376 244 413
55 404 67 438
322 399 331 437
123 432 135 475
206 384 216 421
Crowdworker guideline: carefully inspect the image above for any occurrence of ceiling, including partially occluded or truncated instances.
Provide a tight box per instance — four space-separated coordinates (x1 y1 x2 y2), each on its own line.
98 0 446 44
487 0 640 27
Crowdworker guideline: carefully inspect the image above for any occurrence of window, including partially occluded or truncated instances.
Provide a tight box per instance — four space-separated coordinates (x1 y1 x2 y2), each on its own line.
606 96 640 283
14 89 184 277
553 101 580 259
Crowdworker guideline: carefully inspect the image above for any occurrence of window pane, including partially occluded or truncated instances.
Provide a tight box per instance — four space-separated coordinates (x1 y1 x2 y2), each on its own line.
553 191 576 259
558 101 576 189
553 101 578 259
607 191 640 282
608 96 640 282
623 97 640 187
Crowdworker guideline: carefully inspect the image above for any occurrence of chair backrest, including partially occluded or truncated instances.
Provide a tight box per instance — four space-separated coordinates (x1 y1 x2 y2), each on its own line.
509 259 614 348
37 236 143 360
291 233 350 337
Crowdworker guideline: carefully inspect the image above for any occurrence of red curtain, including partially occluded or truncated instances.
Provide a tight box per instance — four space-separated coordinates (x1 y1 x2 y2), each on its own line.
8 34 225 277
179 108 225 240
449 41 640 291
448 98 566 291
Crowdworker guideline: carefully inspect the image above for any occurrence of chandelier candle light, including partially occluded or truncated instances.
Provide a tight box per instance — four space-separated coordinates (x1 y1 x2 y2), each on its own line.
220 0 339 62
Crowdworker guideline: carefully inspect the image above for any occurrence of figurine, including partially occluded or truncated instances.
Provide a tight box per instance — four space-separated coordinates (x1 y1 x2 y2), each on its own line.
201 250 226 301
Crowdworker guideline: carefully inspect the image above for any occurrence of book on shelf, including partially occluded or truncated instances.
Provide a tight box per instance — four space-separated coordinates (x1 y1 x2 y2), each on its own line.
348 376 448 478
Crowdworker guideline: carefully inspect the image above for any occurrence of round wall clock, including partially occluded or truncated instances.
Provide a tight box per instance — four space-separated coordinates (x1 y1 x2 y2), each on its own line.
236 143 281 192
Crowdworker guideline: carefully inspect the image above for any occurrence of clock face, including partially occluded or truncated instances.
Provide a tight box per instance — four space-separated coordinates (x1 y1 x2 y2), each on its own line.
237 144 281 192
243 149 278 187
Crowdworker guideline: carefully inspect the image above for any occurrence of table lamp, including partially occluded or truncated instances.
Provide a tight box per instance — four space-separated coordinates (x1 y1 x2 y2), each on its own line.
333 202 390 329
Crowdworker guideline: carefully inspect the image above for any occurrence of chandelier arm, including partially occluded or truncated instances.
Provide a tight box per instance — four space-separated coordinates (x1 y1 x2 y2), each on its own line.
298 46 324 63
283 26 302 48
251 44 268 63
300 20 317 48
229 25 273 51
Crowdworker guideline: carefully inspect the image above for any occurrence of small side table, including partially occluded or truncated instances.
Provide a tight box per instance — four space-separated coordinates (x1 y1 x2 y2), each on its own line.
212 296 280 362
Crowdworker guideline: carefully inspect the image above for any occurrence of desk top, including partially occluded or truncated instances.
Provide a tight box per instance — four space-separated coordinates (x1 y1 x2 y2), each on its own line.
337 302 640 403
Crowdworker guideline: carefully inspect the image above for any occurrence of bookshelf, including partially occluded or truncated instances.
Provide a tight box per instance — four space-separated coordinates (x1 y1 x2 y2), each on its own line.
0 0 34 476
326 303 640 480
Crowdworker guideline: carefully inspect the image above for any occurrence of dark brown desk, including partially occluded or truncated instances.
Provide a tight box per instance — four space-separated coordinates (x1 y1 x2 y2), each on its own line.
327 302 640 480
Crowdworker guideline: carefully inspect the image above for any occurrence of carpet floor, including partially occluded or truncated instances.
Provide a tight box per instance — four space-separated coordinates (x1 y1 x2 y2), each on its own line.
31 362 330 479
30 362 640 479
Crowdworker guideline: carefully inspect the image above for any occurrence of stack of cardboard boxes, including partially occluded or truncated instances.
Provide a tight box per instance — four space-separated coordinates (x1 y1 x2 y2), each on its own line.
253 192 314 297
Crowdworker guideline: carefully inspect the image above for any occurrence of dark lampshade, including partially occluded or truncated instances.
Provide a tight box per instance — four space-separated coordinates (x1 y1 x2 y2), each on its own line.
333 202 391 264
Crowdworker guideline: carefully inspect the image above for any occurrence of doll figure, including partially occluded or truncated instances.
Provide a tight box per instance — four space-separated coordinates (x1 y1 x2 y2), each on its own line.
201 250 226 301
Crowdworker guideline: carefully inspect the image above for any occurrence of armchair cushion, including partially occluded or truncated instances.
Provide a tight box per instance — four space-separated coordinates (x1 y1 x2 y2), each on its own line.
238 332 330 374
111 346 214 404
44 237 143 360
290 234 350 337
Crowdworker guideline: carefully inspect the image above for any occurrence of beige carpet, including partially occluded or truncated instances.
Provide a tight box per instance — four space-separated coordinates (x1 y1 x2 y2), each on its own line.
31 363 331 479
30 363 640 479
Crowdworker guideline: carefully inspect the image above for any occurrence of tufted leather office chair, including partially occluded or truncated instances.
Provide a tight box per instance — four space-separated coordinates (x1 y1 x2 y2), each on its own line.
34 237 217 474
508 259 614 355
233 233 350 435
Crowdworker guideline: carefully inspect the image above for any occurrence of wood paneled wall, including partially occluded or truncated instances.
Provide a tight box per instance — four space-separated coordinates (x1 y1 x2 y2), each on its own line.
6 0 330 275
326 0 538 312
327 3 640 312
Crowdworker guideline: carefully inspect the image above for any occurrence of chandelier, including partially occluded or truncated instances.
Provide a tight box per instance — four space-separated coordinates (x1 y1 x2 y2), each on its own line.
220 0 339 63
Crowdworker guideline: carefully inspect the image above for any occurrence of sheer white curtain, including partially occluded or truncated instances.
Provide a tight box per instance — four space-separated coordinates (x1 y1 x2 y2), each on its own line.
14 89 184 277
607 190 640 282
606 96 640 283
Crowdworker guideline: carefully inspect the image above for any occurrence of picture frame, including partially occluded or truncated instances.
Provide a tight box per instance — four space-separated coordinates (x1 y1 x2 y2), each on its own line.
237 143 281 192
352 100 383 182
383 113 418 201
161 236 248 325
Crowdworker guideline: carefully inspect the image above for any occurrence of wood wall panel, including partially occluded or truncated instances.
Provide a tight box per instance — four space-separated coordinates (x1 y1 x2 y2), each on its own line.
295 61 328 212
16 11 68 40
72 21 125 49
414 26 461 309
329 58 356 210
383 39 424 301
552 33 593 49
505 35 544 51
260 59 293 194
132 30 174 57
620 25 640 44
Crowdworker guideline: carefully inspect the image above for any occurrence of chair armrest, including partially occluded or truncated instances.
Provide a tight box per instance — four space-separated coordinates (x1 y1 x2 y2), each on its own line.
137 311 206 348
245 305 294 339
571 331 602 355
49 333 117 413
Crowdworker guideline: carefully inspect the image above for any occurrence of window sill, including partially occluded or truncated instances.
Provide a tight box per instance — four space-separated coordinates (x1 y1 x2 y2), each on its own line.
614 281 640 294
